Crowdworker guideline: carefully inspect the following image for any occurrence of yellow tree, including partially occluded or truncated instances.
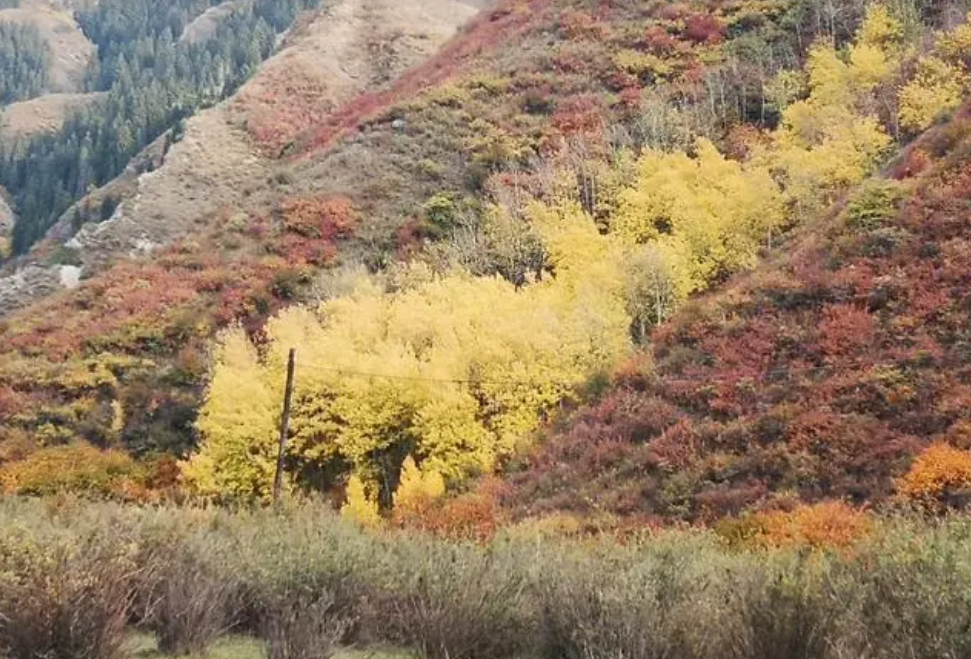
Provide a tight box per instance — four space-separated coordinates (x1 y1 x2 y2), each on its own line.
898 56 969 132
341 475 381 527
393 455 446 519
757 3 903 215
185 229 632 501
612 139 784 293
180 328 279 500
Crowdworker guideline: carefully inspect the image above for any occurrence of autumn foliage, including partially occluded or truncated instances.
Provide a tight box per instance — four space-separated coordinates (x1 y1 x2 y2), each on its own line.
897 443 971 507
719 502 874 551
0 444 146 499
5 0 971 530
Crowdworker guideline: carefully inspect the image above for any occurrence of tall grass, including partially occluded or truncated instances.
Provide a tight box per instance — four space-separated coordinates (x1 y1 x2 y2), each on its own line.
1 499 971 659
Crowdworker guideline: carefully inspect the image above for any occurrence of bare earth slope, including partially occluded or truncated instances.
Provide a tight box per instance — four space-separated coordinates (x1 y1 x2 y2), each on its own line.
0 0 489 312
0 92 104 139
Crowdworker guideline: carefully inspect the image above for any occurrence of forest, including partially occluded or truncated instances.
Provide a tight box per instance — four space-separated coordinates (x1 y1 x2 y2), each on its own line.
0 0 321 254
0 22 50 105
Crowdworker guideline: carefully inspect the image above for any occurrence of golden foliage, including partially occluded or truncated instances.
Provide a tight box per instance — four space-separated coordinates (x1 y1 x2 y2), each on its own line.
897 442 971 504
180 329 280 500
341 475 382 528
754 4 904 214
898 56 970 132
720 502 873 551
183 209 631 498
0 444 144 499
393 456 446 518
614 139 784 294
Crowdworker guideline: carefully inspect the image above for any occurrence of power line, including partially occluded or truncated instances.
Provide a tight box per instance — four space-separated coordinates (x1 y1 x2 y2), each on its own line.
287 355 944 388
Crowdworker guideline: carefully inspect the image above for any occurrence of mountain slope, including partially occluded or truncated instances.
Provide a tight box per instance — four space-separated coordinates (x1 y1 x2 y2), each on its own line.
0 0 490 313
0 3 94 94
504 105 971 522
2 0 969 516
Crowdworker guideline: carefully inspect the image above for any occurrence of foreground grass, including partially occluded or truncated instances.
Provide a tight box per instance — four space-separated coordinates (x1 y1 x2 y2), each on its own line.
127 633 263 659
126 632 406 659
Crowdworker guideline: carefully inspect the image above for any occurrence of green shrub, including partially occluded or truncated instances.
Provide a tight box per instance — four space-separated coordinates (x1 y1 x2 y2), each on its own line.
845 180 905 232
261 589 354 659
538 535 737 659
729 556 847 659
149 547 239 656
3 501 971 659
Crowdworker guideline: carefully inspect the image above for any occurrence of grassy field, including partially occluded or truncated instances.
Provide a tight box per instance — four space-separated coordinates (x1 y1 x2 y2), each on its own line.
126 633 406 659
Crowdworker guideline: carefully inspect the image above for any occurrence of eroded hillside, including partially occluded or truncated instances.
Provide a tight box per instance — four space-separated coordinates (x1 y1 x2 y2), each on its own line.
0 0 490 312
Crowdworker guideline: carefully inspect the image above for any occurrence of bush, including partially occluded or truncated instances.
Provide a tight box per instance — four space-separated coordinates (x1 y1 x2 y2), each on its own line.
0 444 145 498
261 589 354 659
538 535 735 659
717 502 873 551
0 521 135 659
897 442 971 508
149 548 238 655
6 501 971 659
730 557 846 659
845 180 905 232
378 540 536 659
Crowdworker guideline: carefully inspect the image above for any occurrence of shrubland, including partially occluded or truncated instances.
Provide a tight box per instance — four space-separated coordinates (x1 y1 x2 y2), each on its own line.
181 1 971 518
2 499 971 659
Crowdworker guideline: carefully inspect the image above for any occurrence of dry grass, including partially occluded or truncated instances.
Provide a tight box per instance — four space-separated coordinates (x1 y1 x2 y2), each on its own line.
0 92 104 140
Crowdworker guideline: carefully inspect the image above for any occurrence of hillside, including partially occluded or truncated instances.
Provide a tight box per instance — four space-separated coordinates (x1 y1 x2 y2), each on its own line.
0 0 489 312
502 103 971 522
0 91 103 139
0 2 94 94
3 0 971 523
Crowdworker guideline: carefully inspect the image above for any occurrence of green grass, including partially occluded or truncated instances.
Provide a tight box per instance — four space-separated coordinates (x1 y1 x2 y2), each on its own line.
126 631 409 659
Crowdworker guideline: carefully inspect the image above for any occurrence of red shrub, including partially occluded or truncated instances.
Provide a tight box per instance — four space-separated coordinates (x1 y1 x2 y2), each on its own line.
648 419 700 470
0 385 25 417
281 195 358 239
552 94 606 135
616 86 643 111
682 13 724 44
642 25 679 55
817 305 878 359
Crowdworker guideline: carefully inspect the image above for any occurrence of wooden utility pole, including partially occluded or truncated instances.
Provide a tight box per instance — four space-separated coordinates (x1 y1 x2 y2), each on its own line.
272 348 296 503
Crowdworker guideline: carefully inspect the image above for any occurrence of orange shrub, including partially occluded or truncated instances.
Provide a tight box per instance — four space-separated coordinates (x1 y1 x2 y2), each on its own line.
405 478 509 542
718 501 873 551
281 195 358 239
559 9 607 40
0 444 147 499
897 442 971 506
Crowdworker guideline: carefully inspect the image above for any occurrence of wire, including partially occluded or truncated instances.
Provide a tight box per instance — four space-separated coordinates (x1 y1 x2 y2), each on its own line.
289 354 946 388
